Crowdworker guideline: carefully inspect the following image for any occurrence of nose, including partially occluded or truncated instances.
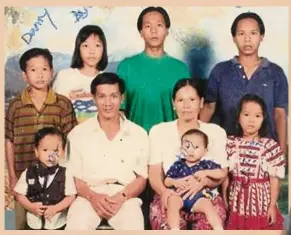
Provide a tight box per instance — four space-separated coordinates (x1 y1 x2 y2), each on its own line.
89 45 96 54
182 100 191 108
104 97 111 106
150 25 157 33
244 34 251 42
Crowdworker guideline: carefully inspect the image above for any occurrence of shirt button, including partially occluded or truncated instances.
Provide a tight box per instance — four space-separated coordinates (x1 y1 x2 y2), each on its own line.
243 75 246 78
239 65 242 69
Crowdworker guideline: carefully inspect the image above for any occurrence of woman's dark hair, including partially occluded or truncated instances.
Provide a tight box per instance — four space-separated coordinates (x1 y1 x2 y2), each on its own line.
172 78 204 100
35 127 67 149
181 129 209 148
71 25 108 71
137 6 171 31
235 94 268 137
231 12 265 37
90 72 125 96
19 48 53 72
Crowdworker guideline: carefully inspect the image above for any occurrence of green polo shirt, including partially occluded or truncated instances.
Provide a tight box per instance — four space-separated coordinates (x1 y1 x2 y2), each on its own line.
117 51 190 132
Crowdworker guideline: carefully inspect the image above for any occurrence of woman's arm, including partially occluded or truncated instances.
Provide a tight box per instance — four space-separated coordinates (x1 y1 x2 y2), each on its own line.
149 164 167 196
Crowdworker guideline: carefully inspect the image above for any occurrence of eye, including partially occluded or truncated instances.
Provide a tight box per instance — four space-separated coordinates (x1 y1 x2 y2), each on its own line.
43 149 48 152
43 68 47 71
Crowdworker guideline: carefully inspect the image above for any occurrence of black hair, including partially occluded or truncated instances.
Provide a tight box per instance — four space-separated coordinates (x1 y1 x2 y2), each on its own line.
19 48 53 72
137 6 171 31
71 25 108 71
181 129 209 148
235 94 268 137
34 127 66 149
231 12 265 37
172 78 204 100
90 72 125 96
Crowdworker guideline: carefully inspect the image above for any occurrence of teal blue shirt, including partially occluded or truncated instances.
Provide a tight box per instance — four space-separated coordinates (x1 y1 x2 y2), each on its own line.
117 52 190 132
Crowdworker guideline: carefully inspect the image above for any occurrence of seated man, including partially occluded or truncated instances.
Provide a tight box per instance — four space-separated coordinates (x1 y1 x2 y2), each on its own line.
65 73 149 230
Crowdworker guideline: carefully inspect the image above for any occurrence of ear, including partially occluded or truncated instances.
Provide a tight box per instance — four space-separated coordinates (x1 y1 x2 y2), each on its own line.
260 34 264 42
34 148 39 159
200 97 204 109
172 99 176 110
22 71 27 82
121 94 125 104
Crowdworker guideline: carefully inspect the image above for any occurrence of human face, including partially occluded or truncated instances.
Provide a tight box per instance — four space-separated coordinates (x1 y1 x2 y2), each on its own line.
35 135 64 167
22 56 53 91
140 11 168 49
181 134 207 164
173 85 203 122
233 18 264 56
80 34 103 69
93 83 123 120
239 101 264 138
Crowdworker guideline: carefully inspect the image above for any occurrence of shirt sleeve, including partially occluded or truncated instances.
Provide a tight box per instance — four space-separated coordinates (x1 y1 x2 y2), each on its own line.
204 160 221 170
116 60 128 111
52 69 70 97
209 126 229 168
204 65 219 103
5 99 16 142
14 169 28 195
263 139 285 179
148 125 163 165
165 161 181 178
64 169 77 196
273 65 288 110
65 133 83 180
132 131 149 179
60 97 78 136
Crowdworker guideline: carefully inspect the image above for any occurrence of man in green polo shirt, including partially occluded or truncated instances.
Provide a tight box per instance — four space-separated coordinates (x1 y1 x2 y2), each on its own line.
117 6 190 132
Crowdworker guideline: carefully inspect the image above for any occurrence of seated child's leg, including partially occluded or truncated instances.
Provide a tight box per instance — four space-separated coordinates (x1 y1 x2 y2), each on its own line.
191 198 223 230
167 195 183 230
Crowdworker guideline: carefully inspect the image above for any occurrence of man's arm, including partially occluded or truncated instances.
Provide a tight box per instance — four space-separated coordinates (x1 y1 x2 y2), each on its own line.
199 102 216 123
274 107 287 154
120 175 146 200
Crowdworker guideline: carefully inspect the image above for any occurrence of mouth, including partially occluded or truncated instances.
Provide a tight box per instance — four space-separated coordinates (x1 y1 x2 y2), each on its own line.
243 45 252 50
150 37 159 41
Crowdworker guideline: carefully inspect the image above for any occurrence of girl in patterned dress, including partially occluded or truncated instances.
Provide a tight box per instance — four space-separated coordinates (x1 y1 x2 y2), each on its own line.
223 94 285 230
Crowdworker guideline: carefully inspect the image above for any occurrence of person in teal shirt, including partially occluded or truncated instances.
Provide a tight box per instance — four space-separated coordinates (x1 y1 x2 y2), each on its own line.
117 6 190 132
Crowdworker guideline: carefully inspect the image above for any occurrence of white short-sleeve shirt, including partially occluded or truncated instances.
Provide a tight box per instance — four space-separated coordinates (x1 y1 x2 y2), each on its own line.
14 167 77 229
149 120 228 173
66 114 149 186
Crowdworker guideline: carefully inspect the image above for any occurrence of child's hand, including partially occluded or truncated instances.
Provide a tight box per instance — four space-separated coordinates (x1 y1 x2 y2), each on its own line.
30 202 47 217
44 205 59 220
267 204 277 225
193 170 208 182
173 175 192 189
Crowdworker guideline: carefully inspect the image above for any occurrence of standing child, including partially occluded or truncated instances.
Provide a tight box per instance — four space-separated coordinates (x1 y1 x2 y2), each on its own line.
14 127 76 230
164 129 227 230
5 48 77 229
53 25 108 123
224 94 285 230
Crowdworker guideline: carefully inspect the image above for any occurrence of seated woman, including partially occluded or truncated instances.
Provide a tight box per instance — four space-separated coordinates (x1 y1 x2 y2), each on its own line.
148 78 228 230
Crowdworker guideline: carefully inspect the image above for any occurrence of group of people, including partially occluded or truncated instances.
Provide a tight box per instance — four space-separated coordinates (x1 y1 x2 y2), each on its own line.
5 6 288 230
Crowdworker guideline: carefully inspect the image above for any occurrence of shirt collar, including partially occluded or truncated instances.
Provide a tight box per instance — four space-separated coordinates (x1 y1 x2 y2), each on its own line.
21 86 57 106
231 56 270 68
91 112 130 136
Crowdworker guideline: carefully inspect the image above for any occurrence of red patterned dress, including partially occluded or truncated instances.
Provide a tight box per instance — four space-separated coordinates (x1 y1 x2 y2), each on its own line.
226 136 285 230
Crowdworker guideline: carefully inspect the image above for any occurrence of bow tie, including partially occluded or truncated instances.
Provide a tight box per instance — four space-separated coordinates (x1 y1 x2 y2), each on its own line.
37 163 59 177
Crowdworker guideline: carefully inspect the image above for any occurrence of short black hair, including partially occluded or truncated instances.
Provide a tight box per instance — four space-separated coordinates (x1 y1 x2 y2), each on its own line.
90 72 125 96
235 94 268 137
35 127 67 149
181 129 209 148
19 48 53 72
137 6 171 31
172 78 204 100
231 12 265 37
71 25 108 71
